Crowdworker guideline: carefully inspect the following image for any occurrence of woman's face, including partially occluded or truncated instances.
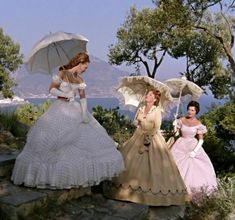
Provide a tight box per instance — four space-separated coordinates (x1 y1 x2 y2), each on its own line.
187 106 197 118
75 62 89 74
145 91 156 104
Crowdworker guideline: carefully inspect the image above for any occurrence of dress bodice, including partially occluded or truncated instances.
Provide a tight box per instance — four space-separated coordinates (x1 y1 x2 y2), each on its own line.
59 81 87 93
176 119 207 139
53 75 86 94
136 105 162 134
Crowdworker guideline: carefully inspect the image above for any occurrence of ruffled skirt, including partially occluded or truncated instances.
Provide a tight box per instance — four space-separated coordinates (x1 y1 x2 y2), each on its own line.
103 128 188 206
11 100 124 189
171 137 217 195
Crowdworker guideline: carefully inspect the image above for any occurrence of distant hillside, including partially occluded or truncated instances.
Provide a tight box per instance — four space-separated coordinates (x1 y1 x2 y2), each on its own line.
13 55 130 98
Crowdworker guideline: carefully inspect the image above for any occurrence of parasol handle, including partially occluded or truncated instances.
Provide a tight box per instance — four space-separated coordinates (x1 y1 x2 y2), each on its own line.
175 89 182 120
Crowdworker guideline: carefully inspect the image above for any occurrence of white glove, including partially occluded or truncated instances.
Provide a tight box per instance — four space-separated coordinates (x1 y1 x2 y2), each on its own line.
80 98 89 123
50 88 74 101
190 139 204 158
172 119 177 131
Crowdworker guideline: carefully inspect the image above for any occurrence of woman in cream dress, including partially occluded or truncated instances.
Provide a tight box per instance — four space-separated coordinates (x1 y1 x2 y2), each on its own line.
11 52 124 189
104 89 188 206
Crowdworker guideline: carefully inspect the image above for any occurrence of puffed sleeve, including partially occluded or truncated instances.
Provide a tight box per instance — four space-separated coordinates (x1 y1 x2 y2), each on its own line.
77 82 87 90
197 124 207 134
52 75 62 84
176 119 182 129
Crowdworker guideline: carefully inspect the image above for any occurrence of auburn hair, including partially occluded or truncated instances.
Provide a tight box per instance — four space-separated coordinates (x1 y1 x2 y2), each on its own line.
146 88 161 106
59 52 90 70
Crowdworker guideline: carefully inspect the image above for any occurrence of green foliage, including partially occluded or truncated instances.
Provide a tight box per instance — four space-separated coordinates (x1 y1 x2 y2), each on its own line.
0 111 18 131
108 6 169 78
200 101 235 173
0 111 28 149
183 175 235 220
161 119 176 140
38 99 52 115
15 103 40 126
110 0 235 98
15 100 51 126
0 28 23 98
0 110 27 137
92 105 135 145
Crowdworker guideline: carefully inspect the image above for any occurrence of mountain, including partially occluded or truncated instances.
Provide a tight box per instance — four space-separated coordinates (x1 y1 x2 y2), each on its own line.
12 55 226 115
13 55 130 98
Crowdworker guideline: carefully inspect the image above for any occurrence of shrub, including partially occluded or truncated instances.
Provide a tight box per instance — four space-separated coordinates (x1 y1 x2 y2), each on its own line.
15 103 39 126
200 101 235 173
161 119 176 140
183 176 235 220
0 111 18 130
92 105 135 145
15 100 51 126
0 111 27 150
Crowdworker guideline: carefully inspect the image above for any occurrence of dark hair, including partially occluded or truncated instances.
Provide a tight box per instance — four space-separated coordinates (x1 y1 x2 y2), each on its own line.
59 52 90 70
187 100 200 114
146 88 161 106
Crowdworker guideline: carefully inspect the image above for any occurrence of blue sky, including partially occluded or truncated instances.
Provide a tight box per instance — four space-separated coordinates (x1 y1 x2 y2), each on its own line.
0 0 234 80
1 0 152 58
0 0 185 78
0 2 152 67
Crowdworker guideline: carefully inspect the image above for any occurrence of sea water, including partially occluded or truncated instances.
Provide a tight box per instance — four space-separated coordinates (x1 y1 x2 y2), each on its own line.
0 97 135 120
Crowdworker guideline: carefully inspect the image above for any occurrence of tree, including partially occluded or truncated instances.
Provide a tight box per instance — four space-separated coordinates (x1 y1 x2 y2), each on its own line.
110 1 234 98
108 6 169 78
154 0 235 78
200 100 235 173
0 28 23 98
167 20 233 98
189 0 235 78
154 0 234 98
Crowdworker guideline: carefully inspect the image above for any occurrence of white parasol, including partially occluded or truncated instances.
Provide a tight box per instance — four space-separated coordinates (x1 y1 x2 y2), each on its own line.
117 76 173 111
164 76 203 119
25 31 89 74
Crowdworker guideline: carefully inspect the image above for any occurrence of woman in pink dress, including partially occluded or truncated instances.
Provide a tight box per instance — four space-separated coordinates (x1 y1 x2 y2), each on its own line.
171 101 217 196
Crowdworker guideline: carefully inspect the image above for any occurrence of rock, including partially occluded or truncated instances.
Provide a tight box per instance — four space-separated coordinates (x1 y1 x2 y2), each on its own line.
149 205 186 220
0 180 91 220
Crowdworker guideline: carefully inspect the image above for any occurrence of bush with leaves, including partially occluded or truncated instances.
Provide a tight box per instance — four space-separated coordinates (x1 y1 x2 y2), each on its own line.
161 119 176 140
200 101 235 173
92 105 135 145
0 111 18 131
183 175 235 220
0 28 23 98
0 111 28 137
15 103 40 126
15 100 51 126
0 111 28 150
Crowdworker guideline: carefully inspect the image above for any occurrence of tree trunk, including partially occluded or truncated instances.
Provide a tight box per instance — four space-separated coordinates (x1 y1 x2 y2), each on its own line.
223 44 235 78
